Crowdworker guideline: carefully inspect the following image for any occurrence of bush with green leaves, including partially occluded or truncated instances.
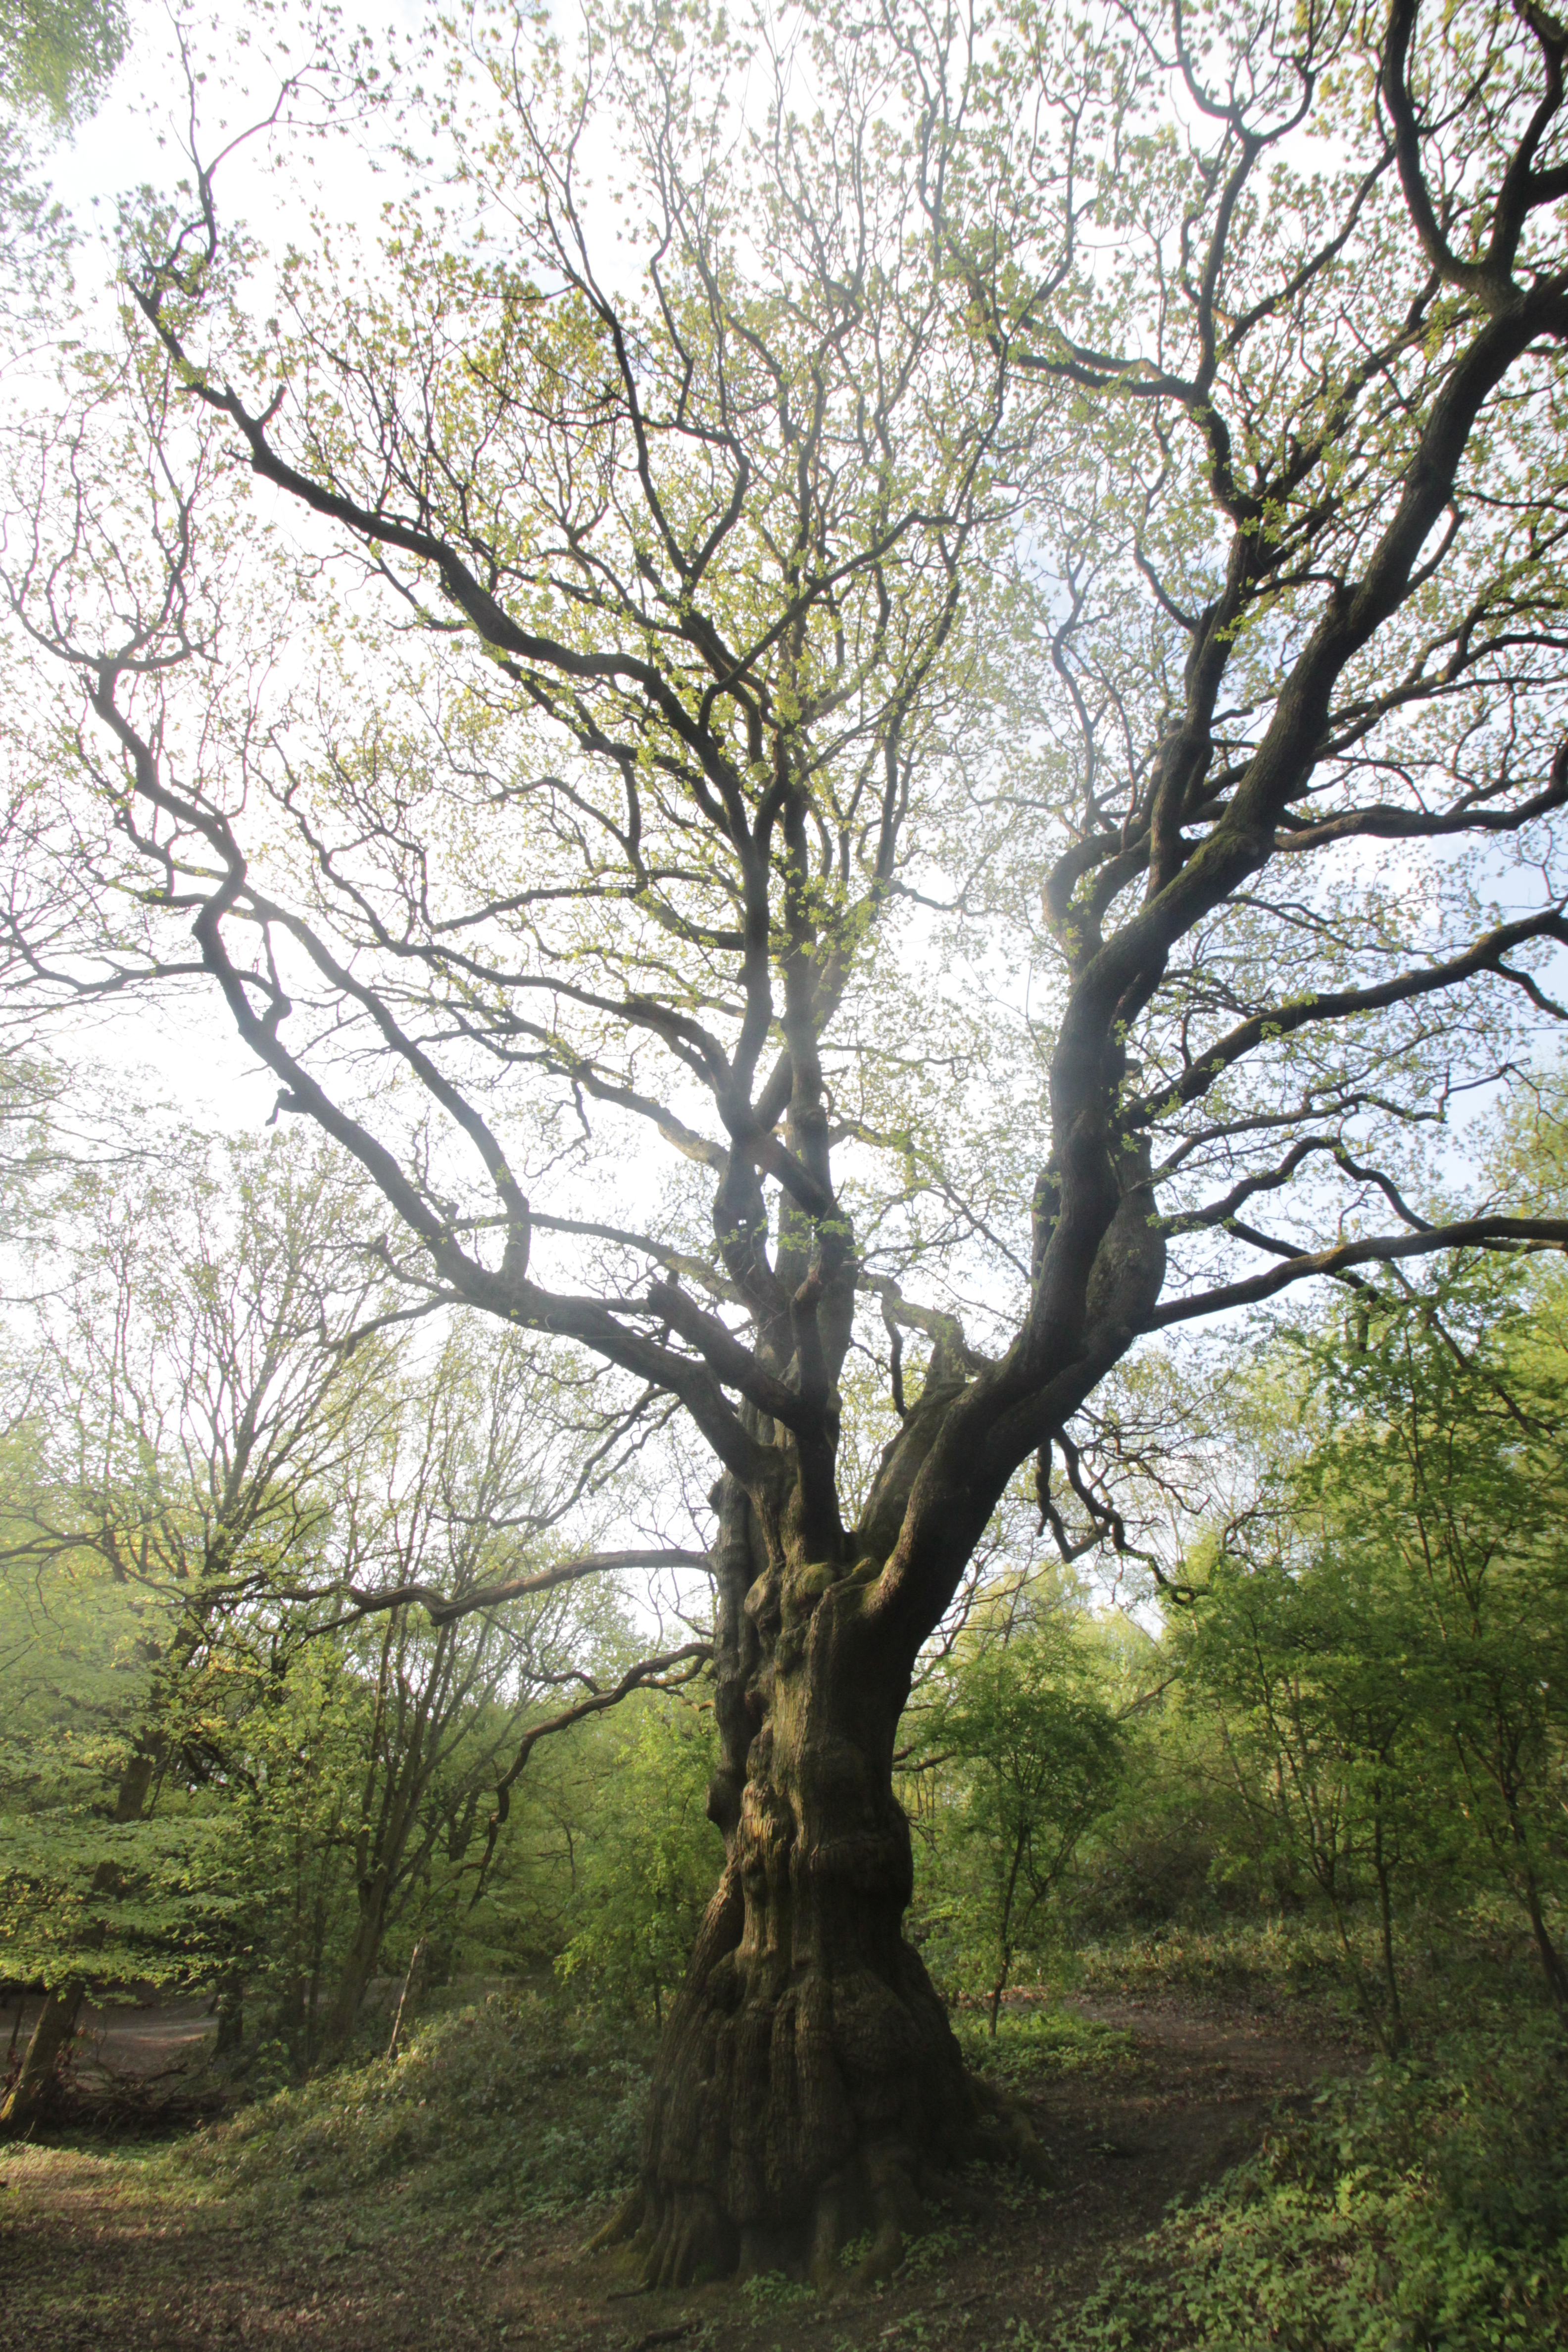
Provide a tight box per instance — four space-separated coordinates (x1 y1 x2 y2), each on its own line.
912 1605 1128 2028
556 1694 722 2024
0 1455 229 2000
1172 1265 1568 2030
1062 2017 1568 2352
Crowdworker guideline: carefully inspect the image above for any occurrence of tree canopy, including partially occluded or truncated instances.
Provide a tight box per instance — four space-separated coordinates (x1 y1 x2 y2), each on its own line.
5 0 1567 1605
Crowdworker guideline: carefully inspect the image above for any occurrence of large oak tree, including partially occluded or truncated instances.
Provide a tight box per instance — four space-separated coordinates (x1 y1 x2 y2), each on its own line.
5 0 1568 2285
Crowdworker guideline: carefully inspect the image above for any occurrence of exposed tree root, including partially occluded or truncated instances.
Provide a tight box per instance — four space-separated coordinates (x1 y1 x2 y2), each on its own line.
807 2171 848 2292
852 2139 928 2286
968 2072 1058 2188
915 2164 990 2220
594 2084 1053 2297
634 2187 734 2288
585 2187 646 2255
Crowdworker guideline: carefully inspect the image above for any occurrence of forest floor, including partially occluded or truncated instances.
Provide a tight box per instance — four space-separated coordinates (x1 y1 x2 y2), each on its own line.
0 1968 1361 2352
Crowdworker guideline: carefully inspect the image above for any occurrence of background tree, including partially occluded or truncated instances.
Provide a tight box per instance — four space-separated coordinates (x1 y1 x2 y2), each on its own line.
0 1128 390 2130
1 0 126 127
1309 1275 1568 2011
0 0 129 332
557 1694 722 2028
1171 1244 1568 2031
918 1606 1126 2034
0 1114 709 2105
5 0 1568 2283
1176 1541 1430 2051
302 1320 646 2057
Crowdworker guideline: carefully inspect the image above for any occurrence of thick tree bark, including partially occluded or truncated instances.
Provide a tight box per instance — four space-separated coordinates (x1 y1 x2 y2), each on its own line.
596 1133 1164 2285
606 1434 1045 2290
639 1616 966 2279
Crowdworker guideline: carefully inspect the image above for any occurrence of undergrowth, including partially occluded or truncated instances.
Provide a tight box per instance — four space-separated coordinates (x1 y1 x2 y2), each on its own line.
1059 2011 1568 2352
952 2004 1135 2092
1074 1905 1563 2043
1076 1916 1359 2009
166 1990 651 2221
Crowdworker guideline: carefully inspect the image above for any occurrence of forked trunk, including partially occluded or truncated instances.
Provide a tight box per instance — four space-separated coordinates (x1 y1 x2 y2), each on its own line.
609 1468 1037 2288
598 1142 1159 2283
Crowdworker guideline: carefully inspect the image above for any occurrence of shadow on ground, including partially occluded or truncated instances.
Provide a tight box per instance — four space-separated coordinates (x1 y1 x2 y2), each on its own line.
0 1983 1355 2352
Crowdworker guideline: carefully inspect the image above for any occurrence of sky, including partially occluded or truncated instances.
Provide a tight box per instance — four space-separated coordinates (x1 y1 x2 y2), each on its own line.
16 1 429 1137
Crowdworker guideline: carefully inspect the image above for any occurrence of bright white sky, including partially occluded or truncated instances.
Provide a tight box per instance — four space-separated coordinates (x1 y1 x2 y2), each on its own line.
20 1 437 1136
17 0 724 1145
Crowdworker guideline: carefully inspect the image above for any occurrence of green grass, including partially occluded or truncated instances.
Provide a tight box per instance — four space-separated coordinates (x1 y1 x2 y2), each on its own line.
162 1988 652 2222
952 2002 1136 2093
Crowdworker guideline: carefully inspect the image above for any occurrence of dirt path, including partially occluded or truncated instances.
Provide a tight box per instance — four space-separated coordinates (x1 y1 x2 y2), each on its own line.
1 1995 216 2085
0 1989 1354 2352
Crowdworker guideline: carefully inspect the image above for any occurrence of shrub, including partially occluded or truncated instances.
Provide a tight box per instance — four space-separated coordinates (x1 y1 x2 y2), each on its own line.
1062 2016 1568 2352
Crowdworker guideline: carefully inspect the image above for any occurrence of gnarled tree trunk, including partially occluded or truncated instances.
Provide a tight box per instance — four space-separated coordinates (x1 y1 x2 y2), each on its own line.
612 1393 1047 2287
608 1144 1165 2287
637 1578 971 2283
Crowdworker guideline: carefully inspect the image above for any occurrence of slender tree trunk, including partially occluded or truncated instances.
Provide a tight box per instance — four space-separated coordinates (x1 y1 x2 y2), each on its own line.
989 1834 1029 2041
278 1975 306 2050
0 1986 86 2133
1518 1862 1568 2014
320 1872 393 2059
305 1887 330 2066
1323 1879 1395 2060
1497 1769 1568 2014
0 1744 161 2136
1371 1808 1405 2054
1464 1736 1568 2013
212 1966 245 2058
386 1940 425 2062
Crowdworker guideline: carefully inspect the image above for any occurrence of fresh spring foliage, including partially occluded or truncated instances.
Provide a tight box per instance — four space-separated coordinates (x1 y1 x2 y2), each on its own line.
908 1603 1130 2028
1174 1261 1568 2041
556 1698 721 2026
0 1117 664 2075
1062 2020 1568 2352
0 0 126 128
